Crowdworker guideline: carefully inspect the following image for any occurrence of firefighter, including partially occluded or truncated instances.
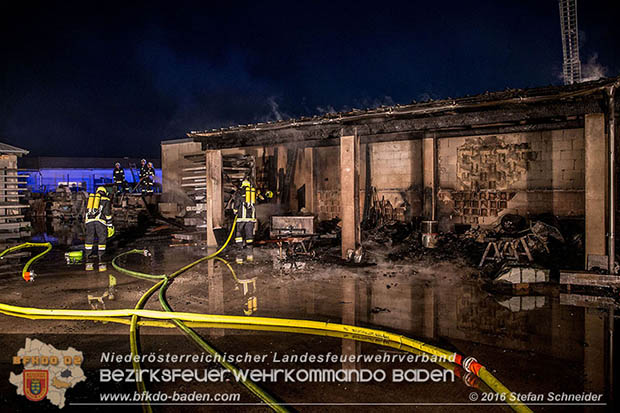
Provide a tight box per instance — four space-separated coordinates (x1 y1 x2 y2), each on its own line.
84 186 114 271
139 159 155 193
145 162 156 193
113 162 127 193
138 159 148 193
231 179 272 264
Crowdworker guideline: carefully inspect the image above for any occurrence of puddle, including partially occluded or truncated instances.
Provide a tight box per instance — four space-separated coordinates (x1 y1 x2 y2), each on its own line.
0 239 617 411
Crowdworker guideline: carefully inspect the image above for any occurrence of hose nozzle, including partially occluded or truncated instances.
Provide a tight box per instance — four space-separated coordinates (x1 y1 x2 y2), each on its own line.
143 250 151 257
24 271 35 282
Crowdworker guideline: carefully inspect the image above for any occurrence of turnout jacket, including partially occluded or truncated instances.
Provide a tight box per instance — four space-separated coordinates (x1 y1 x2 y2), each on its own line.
113 167 126 183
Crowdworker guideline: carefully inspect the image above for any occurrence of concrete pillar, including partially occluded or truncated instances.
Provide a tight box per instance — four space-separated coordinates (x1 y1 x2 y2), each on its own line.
340 132 361 258
206 150 223 248
276 145 287 204
302 147 315 213
422 136 437 219
585 114 607 268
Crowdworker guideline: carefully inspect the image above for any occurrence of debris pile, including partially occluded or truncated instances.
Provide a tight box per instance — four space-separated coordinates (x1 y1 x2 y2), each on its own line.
316 218 341 238
45 187 88 221
361 213 584 272
27 188 151 235
112 195 150 230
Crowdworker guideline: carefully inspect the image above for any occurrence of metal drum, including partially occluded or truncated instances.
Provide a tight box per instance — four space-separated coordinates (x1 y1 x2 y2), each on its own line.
421 220 438 248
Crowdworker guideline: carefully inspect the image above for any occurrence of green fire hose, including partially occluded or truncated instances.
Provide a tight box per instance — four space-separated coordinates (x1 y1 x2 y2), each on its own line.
0 242 52 282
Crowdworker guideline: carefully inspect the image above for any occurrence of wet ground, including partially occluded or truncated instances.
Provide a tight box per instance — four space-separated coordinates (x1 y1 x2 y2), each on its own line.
0 228 618 412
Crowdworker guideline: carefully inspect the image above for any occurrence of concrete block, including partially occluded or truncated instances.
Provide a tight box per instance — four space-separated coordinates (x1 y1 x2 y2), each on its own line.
553 138 573 151
573 175 585 188
530 140 545 151
521 267 536 283
573 151 585 162
535 269 549 283
498 295 546 312
499 297 521 312
574 158 585 172
562 170 582 182
560 150 577 160
564 128 584 140
556 159 575 170
495 266 550 284
521 296 536 311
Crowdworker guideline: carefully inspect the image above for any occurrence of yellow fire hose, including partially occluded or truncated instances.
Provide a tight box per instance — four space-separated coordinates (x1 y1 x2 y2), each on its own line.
0 222 531 413
0 309 497 395
0 300 531 413
0 242 52 282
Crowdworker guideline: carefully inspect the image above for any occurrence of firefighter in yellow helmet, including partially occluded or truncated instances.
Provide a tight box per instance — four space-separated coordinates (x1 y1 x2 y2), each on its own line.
84 186 114 271
231 179 271 264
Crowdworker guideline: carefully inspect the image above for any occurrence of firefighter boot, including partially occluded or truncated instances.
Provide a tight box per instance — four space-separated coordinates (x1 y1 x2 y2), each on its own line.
236 244 246 264
85 262 94 271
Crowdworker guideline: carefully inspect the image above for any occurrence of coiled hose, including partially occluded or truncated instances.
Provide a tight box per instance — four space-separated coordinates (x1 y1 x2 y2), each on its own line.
0 242 52 282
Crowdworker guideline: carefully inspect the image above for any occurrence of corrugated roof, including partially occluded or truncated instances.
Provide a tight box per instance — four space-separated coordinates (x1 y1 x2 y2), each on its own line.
0 141 29 155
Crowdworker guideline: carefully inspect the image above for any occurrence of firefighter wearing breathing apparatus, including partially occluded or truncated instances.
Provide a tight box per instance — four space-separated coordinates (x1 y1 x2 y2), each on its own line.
84 186 115 272
231 179 272 264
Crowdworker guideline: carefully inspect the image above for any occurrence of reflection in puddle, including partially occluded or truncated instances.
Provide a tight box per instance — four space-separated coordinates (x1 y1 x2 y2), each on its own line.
24 241 612 407
31 218 84 247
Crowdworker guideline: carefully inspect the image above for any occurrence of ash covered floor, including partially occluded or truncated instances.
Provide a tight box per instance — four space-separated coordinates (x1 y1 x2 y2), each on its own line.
0 226 617 412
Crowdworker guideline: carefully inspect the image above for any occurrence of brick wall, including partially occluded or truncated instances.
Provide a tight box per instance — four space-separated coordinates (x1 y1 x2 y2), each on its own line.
437 129 585 228
316 147 342 220
315 141 423 221
317 190 342 220
370 141 422 220
312 129 585 226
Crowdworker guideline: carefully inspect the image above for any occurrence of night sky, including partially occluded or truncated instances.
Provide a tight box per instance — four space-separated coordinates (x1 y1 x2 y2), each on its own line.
1 0 618 158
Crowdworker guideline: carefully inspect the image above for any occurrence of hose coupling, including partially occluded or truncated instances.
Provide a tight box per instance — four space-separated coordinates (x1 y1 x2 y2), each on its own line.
462 356 478 374
462 371 476 387
24 271 36 282
143 249 151 257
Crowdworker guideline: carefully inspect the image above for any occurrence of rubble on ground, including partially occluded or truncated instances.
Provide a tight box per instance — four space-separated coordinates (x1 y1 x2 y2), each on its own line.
357 214 584 273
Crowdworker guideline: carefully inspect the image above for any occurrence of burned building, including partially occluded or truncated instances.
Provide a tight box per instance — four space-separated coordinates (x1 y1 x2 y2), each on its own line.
161 76 620 271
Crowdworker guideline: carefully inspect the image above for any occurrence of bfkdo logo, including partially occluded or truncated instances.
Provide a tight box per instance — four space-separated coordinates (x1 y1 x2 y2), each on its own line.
9 338 86 409
24 370 49 401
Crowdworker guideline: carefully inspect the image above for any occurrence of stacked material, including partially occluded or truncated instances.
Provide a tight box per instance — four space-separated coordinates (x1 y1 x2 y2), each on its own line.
0 169 30 244
47 187 88 220
176 153 255 239
112 194 149 229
